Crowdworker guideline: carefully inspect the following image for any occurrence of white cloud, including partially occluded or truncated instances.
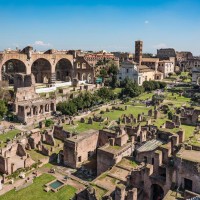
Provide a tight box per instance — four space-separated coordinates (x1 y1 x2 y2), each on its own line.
144 20 149 24
12 43 20 48
153 43 167 49
33 41 50 46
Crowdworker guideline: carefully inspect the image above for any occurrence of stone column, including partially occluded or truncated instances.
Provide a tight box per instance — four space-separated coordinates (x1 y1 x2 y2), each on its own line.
11 163 15 174
31 107 33 117
54 103 56 112
51 63 56 83
26 63 31 75
0 63 2 81
23 106 27 123
43 104 45 113
127 188 137 200
115 184 126 200
154 150 162 173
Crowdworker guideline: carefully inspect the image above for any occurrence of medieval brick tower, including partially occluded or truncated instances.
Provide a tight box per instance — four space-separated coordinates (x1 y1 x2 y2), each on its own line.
135 40 143 65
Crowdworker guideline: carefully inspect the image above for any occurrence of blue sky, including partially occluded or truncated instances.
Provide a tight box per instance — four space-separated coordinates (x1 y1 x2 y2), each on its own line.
1 0 200 55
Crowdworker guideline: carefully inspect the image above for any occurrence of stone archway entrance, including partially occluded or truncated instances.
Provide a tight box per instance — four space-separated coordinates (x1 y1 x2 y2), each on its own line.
82 73 86 81
151 184 164 200
77 72 81 81
1 59 26 85
197 77 200 85
87 73 92 83
55 59 73 81
31 58 51 83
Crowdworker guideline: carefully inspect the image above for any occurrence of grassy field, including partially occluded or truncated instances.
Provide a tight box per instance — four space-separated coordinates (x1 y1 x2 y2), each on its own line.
27 138 63 161
134 92 154 100
61 90 196 143
180 125 195 140
63 121 104 133
63 104 152 133
27 149 48 162
92 185 107 200
118 158 138 168
164 92 191 107
0 174 77 200
0 129 21 148
102 105 151 121
112 88 122 95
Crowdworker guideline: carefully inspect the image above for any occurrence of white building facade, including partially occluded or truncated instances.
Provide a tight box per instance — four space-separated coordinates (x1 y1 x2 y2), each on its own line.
158 60 174 78
117 61 142 85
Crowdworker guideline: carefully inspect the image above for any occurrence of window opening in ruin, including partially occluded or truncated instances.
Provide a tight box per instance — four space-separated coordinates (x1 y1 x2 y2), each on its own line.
88 152 91 159
158 166 166 179
151 184 164 200
184 178 192 191
78 156 81 162
152 158 154 165
143 156 147 163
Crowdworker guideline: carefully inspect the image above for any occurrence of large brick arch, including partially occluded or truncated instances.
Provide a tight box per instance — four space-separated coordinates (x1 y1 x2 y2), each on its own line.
31 58 52 83
55 58 74 81
0 58 28 84
0 47 94 82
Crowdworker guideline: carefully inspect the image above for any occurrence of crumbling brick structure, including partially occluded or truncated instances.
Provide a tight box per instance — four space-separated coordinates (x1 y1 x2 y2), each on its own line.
13 74 56 125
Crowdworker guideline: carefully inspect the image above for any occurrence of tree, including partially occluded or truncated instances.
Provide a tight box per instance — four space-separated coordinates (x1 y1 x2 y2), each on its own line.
0 81 11 102
168 72 173 77
96 60 104 67
57 88 118 116
152 94 165 105
45 119 54 127
120 77 132 88
108 64 118 75
143 81 166 92
158 81 167 89
120 80 144 98
110 75 118 89
0 100 8 118
168 111 173 120
143 81 154 91
57 100 77 116
100 69 108 82
97 87 116 101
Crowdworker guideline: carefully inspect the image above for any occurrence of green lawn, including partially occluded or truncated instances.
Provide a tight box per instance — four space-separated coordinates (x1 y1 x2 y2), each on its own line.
0 129 21 148
92 185 107 200
152 117 168 127
118 158 138 168
62 91 194 143
181 125 195 140
102 105 152 121
63 104 152 133
27 149 48 162
134 92 154 100
0 174 77 200
63 121 104 133
164 92 191 107
165 92 190 102
112 88 122 95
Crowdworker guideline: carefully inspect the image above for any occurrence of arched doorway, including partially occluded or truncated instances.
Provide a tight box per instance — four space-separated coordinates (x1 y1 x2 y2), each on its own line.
31 58 51 83
77 72 81 81
197 77 200 85
1 59 26 85
87 73 92 83
82 73 86 81
151 184 164 200
55 59 73 81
